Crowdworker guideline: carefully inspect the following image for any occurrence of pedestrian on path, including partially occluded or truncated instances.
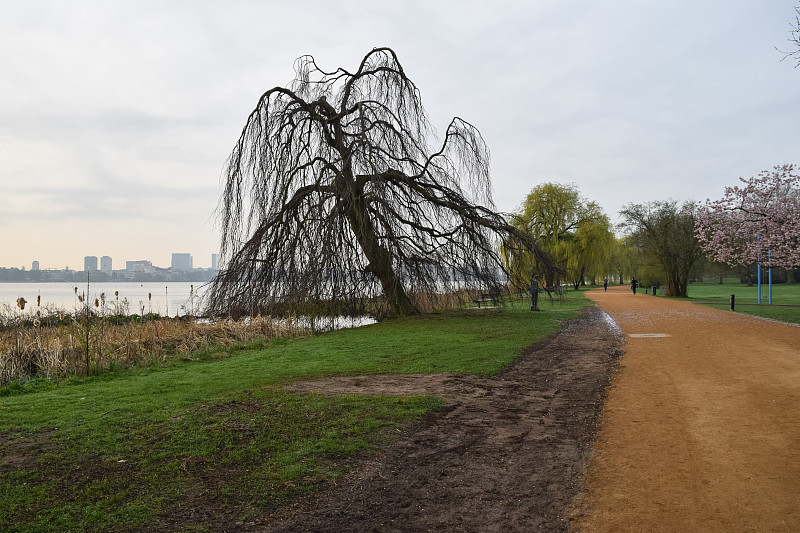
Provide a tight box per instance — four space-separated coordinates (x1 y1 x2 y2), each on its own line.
631 277 638 294
603 277 609 292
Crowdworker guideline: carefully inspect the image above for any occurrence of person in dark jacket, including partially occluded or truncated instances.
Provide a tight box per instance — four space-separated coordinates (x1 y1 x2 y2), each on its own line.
631 277 638 294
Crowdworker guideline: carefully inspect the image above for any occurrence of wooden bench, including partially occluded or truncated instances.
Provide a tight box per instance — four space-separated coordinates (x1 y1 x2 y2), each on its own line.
472 293 497 308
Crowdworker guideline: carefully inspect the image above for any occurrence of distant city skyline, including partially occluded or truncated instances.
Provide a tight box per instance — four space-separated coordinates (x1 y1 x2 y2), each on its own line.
5 252 219 272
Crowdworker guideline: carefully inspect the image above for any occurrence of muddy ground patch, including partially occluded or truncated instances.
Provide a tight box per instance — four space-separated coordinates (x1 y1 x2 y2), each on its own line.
264 306 623 532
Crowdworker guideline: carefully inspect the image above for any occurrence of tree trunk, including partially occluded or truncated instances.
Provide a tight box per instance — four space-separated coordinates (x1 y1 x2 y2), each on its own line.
668 273 690 297
678 279 688 298
665 279 677 297
349 215 417 315
544 269 557 291
340 178 418 316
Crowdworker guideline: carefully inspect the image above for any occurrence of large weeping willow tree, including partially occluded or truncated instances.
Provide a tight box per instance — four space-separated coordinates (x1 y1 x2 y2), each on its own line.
207 47 551 318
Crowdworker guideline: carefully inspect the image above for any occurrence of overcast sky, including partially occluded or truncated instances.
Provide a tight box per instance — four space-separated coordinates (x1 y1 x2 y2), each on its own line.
1 0 798 270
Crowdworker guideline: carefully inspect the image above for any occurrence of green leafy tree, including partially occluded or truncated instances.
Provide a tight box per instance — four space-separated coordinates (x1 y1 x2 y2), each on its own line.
619 200 704 297
607 236 638 285
569 208 615 288
507 183 613 290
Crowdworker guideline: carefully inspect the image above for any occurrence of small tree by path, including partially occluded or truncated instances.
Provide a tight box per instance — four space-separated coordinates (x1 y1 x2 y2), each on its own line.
620 200 703 297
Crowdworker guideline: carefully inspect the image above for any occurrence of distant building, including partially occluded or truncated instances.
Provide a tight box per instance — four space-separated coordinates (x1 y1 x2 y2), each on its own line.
100 256 112 273
41 268 73 281
211 253 219 271
171 253 193 271
32 261 40 271
126 260 153 272
84 256 98 271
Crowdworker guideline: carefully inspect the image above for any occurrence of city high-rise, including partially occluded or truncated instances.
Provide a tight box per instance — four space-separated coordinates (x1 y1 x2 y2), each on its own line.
84 256 98 271
171 253 193 271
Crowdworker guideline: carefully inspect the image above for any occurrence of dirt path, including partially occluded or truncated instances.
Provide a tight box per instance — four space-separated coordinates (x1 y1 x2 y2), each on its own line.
572 286 800 532
263 306 623 532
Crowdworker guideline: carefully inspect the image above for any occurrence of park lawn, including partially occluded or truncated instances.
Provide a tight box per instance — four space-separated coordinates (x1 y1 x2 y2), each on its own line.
681 278 800 325
0 294 588 532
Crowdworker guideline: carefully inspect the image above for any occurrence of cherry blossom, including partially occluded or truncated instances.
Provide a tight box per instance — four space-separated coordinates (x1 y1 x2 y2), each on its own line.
695 165 800 268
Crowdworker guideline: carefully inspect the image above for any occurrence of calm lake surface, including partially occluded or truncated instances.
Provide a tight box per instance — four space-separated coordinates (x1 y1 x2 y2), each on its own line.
0 281 209 317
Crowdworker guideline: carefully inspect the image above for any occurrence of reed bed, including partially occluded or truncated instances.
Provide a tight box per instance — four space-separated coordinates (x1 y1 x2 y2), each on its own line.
0 309 304 387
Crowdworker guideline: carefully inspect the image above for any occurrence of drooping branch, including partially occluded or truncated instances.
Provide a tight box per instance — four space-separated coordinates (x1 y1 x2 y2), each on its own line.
207 48 553 318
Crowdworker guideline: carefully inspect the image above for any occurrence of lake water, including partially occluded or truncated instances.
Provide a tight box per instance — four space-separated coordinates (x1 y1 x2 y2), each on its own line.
0 281 209 317
1 282 379 329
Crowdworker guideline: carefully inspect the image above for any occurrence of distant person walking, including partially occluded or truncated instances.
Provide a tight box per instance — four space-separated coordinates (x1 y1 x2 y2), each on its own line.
603 277 609 292
631 277 638 295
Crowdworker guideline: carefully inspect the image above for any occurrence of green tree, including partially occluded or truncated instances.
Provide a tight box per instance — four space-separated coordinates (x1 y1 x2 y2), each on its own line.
508 183 614 290
569 208 615 288
619 200 703 297
607 236 637 285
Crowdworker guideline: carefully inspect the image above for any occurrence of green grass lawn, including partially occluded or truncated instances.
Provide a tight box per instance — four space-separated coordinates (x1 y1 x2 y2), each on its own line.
680 278 800 325
0 294 589 532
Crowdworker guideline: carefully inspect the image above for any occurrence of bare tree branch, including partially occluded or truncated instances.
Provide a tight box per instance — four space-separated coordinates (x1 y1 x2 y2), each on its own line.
207 48 552 318
778 4 800 67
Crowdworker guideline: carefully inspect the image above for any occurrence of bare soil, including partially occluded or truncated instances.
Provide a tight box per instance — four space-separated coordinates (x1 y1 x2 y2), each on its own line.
261 305 624 532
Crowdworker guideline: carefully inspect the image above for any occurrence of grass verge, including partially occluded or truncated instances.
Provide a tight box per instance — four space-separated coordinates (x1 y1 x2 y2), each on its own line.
680 278 800 325
0 294 588 532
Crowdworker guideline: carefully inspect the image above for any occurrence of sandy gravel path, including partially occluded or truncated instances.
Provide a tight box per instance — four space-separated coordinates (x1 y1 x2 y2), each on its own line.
573 286 800 532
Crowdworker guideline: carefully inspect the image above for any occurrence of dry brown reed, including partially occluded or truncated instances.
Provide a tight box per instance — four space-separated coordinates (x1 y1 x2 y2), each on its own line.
410 287 520 312
0 314 303 387
411 289 474 313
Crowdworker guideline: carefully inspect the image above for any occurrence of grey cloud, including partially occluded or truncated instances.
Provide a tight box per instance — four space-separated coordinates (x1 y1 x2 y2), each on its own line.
1 0 798 267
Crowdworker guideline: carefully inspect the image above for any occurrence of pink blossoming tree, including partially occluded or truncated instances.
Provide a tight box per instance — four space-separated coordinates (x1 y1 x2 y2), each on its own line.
695 165 800 268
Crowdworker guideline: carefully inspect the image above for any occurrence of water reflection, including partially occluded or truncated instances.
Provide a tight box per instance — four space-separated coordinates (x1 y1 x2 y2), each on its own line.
199 314 377 333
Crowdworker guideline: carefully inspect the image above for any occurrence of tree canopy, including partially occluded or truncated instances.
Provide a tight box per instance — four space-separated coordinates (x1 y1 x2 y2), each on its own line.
620 200 703 297
207 48 550 318
695 165 800 269
506 183 613 290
